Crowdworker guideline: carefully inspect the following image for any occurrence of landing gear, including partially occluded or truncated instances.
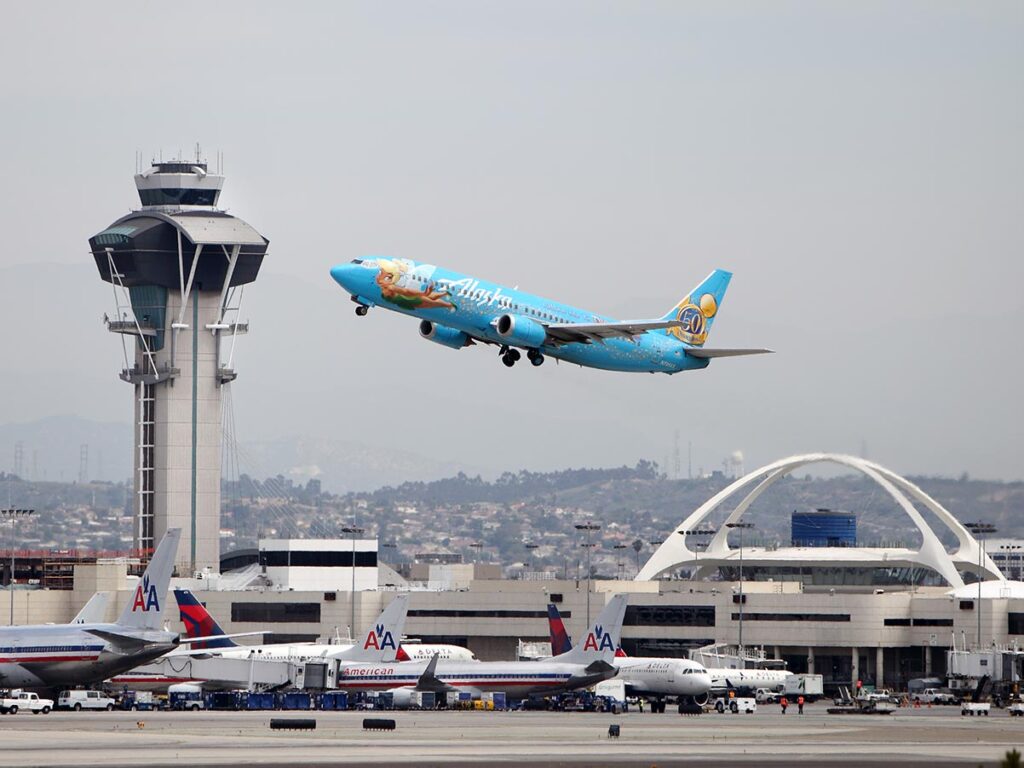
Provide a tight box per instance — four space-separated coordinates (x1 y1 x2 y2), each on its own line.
500 348 521 367
355 305 369 316
527 349 544 367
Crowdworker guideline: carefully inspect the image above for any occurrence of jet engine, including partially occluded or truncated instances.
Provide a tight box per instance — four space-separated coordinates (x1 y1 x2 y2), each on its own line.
419 321 470 349
494 314 546 348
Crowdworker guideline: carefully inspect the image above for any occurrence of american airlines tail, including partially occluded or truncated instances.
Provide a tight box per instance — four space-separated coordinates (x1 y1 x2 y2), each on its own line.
175 589 238 649
551 595 627 666
338 595 409 662
115 529 181 631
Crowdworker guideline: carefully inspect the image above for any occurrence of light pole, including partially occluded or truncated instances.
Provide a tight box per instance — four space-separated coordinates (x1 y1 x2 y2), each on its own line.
575 522 601 628
341 525 364 641
726 521 754 665
679 527 716 580
469 541 483 564
966 521 996 649
613 544 627 580
524 542 539 578
2 508 34 626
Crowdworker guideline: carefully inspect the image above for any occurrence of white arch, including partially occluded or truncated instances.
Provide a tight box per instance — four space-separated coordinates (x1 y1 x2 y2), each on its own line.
636 453 1000 588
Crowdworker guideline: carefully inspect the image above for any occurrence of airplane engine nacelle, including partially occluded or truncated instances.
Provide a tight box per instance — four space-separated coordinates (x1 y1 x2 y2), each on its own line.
494 314 546 348
390 687 415 709
419 321 470 349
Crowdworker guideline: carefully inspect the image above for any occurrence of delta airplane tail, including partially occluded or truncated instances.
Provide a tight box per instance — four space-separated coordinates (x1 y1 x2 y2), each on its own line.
175 589 238 649
115 529 180 631
547 604 572 656
551 595 627 666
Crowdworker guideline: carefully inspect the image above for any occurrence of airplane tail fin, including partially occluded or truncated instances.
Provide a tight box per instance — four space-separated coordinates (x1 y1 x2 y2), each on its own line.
72 592 111 624
660 269 732 347
550 595 627 665
115 528 181 630
547 604 573 656
338 595 408 662
175 589 238 649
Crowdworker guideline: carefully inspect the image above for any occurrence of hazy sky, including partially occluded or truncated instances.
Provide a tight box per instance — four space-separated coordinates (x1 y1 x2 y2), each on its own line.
0 2 1021 482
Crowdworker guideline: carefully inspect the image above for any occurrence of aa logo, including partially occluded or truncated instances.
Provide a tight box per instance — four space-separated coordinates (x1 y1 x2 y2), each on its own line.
131 575 160 612
363 623 397 651
582 624 615 652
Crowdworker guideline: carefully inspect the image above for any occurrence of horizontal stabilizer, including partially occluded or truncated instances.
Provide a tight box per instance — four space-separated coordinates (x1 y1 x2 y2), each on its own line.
86 628 155 653
685 348 773 359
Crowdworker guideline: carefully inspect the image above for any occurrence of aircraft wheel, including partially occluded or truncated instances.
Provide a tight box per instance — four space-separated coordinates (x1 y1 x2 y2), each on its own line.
508 349 521 362
502 354 516 367
355 305 368 316
527 349 544 366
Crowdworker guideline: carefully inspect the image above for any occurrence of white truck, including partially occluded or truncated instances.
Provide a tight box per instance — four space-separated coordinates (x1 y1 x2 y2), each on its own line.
913 688 956 705
782 674 824 701
961 701 991 716
0 690 54 714
713 695 757 714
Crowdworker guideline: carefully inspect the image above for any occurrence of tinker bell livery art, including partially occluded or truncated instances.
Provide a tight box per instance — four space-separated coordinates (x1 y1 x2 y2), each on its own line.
330 257 771 374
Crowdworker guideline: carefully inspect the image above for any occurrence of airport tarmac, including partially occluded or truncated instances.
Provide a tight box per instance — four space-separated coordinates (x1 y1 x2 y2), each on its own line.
0 705 1020 767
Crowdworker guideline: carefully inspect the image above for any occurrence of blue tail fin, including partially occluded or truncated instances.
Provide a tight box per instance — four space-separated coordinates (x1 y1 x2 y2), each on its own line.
175 589 238 649
661 269 732 347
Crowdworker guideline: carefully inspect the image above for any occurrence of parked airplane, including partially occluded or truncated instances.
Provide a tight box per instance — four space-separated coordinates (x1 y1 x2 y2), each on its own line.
546 603 712 707
171 589 474 661
330 259 770 373
70 593 110 625
111 594 424 690
0 530 181 688
335 594 629 703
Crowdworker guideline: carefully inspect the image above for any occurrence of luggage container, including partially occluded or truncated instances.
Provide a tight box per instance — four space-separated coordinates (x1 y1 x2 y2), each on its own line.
279 691 313 710
319 692 349 711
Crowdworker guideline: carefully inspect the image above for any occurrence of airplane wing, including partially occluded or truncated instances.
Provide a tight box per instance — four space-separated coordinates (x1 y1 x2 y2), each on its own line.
685 348 774 358
85 629 177 654
543 320 684 346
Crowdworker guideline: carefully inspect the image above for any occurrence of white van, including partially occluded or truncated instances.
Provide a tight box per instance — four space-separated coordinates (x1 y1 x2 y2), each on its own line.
58 690 116 711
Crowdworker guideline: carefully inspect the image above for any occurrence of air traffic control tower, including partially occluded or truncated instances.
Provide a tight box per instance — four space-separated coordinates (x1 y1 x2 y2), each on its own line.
88 156 268 574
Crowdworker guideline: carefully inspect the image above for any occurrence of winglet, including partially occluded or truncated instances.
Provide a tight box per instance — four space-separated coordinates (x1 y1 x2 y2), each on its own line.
336 595 408 662
550 594 627 665
116 529 181 630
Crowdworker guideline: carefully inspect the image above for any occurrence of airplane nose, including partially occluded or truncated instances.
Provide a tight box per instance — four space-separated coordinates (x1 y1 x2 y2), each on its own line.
696 673 713 692
330 263 359 290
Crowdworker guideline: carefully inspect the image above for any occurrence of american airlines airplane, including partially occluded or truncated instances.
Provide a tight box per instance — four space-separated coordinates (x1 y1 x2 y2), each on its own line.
0 530 181 688
330 259 770 373
546 604 712 708
334 595 629 704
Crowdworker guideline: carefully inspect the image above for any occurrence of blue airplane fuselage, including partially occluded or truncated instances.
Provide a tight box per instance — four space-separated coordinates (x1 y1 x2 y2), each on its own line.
331 258 712 374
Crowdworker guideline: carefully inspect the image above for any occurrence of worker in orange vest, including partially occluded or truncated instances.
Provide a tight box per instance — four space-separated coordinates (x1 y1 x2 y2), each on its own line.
780 695 789 714
797 694 805 714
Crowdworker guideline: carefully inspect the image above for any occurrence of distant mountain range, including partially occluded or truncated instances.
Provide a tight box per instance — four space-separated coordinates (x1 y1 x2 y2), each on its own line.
0 414 485 492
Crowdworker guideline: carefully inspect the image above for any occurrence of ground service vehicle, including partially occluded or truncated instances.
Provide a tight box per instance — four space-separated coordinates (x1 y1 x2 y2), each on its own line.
914 688 956 705
168 683 205 711
1 690 53 714
755 688 780 704
713 695 756 714
58 690 116 711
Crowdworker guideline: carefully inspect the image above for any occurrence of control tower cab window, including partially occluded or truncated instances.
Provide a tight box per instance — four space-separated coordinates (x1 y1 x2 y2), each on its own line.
138 188 219 206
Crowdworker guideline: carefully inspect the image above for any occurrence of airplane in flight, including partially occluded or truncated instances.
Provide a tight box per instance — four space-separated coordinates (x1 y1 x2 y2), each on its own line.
548 605 791 699
330 258 770 372
334 594 628 704
0 530 181 688
546 604 712 710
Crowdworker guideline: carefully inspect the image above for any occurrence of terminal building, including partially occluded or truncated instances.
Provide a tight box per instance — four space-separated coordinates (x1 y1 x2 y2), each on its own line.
7 453 1024 693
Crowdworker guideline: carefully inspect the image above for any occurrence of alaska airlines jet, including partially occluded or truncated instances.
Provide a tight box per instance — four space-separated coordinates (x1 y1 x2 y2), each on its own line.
330 259 770 372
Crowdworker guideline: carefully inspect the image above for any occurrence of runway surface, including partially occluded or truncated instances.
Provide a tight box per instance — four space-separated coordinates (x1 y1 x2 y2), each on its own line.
0 704 1020 767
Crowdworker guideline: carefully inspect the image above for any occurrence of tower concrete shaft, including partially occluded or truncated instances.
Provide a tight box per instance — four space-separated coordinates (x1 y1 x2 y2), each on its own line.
89 154 268 574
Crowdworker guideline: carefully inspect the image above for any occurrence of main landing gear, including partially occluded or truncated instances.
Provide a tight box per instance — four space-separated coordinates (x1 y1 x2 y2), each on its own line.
500 347 521 367
500 347 544 368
